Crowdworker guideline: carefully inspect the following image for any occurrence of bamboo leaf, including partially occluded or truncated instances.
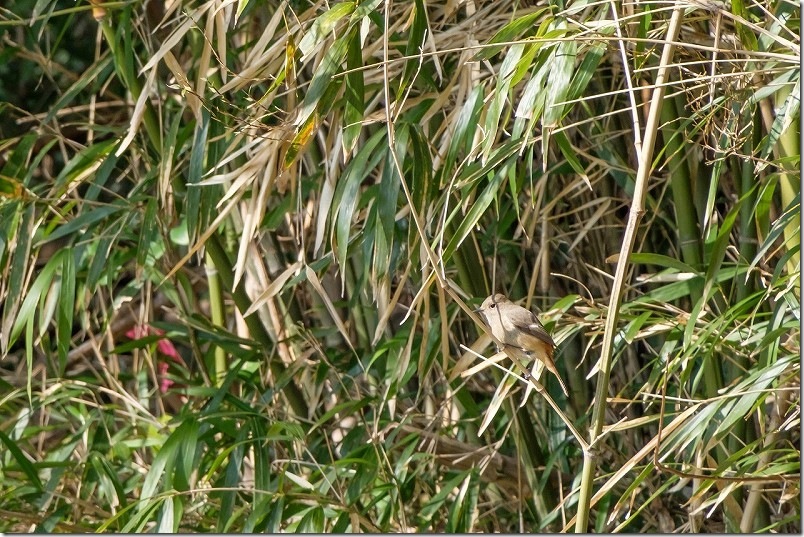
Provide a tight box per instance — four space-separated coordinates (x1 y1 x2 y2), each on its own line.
333 129 386 269
9 249 66 349
305 265 356 353
298 2 355 60
472 9 547 61
56 250 75 374
296 33 352 128
0 427 43 491
442 155 513 262
342 30 365 156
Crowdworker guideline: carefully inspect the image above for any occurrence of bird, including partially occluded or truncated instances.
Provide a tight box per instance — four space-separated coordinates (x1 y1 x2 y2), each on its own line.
475 293 568 396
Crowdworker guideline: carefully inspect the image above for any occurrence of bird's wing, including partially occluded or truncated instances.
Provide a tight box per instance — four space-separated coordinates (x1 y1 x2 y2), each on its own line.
511 313 555 347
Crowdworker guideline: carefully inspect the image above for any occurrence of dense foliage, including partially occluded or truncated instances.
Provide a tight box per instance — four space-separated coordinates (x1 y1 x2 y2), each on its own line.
0 0 799 532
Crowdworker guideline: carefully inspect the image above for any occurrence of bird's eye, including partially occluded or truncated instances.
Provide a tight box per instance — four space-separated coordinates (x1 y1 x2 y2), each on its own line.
490 304 496 309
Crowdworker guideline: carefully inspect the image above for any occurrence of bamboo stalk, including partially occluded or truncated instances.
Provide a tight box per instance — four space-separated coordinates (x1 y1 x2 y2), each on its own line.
573 5 684 532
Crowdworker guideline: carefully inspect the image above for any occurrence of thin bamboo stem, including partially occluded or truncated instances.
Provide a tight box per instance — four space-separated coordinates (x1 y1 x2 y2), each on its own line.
573 5 684 532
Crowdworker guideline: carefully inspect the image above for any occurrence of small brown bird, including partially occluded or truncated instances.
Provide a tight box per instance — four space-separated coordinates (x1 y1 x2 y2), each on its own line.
475 293 568 396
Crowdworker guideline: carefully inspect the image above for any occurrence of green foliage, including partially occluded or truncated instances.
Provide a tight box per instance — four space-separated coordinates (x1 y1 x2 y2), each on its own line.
0 0 799 532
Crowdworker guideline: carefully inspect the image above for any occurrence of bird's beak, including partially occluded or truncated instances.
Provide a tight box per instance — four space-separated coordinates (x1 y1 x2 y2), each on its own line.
473 306 482 313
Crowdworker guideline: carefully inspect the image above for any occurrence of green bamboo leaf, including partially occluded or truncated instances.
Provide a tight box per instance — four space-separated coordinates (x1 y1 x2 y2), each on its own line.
217 421 248 529
140 419 200 504
760 297 796 371
137 198 159 267
332 512 351 532
443 86 484 174
634 4 652 54
701 192 747 299
472 9 547 61
418 470 472 520
758 0 797 51
43 56 113 125
612 471 676 531
482 43 525 159
342 30 365 156
86 234 116 291
352 0 382 20
442 153 515 262
264 495 285 532
407 125 434 231
567 41 606 101
53 139 117 194
711 355 795 443
186 112 209 243
510 41 541 87
88 452 129 512
541 29 575 168
0 174 23 199
447 470 479 532
749 197 799 276
235 0 252 22
31 0 55 20
553 129 588 185
175 425 198 493
9 249 66 349
375 129 405 275
35 504 71 533
1 204 33 352
343 449 378 506
397 0 428 100
630 253 698 273
156 496 176 532
513 53 548 123
771 246 800 290
296 33 351 129
121 499 161 532
632 266 745 306
243 495 271 532
660 400 721 458
36 203 123 246
543 33 576 128
683 285 717 351
0 133 37 181
623 311 652 343
297 505 326 533
730 0 759 51
701 115 732 234
0 427 43 491
759 77 800 163
606 465 656 529
298 2 355 59
369 205 390 283
250 419 271 494
333 129 386 269
56 250 75 374
85 150 121 203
